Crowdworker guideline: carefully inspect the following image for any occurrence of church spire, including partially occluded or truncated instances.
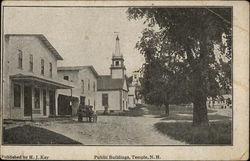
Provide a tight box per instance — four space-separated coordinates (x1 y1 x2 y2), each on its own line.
114 35 122 57
110 34 126 79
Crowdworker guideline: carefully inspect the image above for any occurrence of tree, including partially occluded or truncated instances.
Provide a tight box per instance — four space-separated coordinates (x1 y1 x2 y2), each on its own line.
140 58 171 115
127 8 232 126
138 31 189 116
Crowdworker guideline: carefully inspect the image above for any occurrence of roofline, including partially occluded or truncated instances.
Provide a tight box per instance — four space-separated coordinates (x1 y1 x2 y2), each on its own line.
5 34 63 60
98 75 111 77
110 66 126 70
112 57 124 60
97 88 128 92
57 65 99 77
57 67 81 71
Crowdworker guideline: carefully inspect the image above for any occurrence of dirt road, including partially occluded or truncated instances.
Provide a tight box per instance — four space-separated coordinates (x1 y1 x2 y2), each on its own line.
34 115 185 145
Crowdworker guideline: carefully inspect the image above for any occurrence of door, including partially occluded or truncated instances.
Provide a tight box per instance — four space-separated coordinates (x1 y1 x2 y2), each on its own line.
24 86 32 116
102 94 108 106
49 90 55 116
58 94 72 115
43 89 47 116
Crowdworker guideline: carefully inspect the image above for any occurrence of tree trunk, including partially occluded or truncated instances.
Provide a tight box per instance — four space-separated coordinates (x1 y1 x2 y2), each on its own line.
193 95 209 127
165 103 169 116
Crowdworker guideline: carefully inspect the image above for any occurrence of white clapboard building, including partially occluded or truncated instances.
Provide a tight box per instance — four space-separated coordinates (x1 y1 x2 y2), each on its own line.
3 34 73 120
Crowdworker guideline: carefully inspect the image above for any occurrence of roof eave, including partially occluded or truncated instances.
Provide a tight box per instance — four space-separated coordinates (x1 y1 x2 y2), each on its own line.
5 34 63 60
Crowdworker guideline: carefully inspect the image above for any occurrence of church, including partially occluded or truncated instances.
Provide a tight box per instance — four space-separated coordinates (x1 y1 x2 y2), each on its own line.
96 36 129 112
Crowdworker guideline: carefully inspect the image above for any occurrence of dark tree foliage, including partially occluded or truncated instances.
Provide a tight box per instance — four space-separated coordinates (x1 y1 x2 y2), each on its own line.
127 8 232 126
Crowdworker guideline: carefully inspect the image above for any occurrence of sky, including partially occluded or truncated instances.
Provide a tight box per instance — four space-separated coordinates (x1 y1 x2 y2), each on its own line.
4 7 146 76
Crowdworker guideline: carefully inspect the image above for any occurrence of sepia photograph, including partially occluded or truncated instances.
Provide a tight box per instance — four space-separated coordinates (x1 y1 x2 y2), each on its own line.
0 0 249 160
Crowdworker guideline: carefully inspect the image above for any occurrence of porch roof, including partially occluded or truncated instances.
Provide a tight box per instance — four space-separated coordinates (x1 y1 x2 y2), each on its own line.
10 74 73 89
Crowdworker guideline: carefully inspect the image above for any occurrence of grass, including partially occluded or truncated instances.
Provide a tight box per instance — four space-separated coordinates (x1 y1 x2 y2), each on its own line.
150 104 232 144
154 121 232 144
98 105 145 117
146 104 216 115
121 106 144 117
149 104 225 121
160 112 231 121
3 125 81 144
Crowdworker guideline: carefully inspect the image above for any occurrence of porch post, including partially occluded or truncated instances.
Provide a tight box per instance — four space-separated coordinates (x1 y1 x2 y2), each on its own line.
46 88 50 117
55 90 58 116
31 84 34 121
21 83 24 115
9 80 13 119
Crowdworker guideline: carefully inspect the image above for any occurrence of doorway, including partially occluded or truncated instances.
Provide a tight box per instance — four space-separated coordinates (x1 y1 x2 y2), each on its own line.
58 94 72 115
24 86 32 116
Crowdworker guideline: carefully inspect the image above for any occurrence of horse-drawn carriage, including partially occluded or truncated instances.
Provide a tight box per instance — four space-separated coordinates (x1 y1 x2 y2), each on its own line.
77 105 97 123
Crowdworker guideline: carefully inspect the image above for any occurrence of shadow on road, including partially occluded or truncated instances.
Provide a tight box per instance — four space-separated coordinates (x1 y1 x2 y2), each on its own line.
3 125 82 144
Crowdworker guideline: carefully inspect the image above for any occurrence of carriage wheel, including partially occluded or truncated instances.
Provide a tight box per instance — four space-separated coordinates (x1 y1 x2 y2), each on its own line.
78 116 82 122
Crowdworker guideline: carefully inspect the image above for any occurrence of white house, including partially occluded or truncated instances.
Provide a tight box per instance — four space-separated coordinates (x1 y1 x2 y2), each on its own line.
128 85 136 108
2 34 72 120
207 94 232 109
57 66 99 115
128 69 143 108
96 36 129 112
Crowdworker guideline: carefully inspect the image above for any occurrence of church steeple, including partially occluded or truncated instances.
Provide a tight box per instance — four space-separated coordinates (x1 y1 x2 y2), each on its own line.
114 35 122 57
110 34 126 79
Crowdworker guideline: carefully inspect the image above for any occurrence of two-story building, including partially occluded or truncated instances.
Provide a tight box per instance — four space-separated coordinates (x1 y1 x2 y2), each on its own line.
2 34 72 120
57 66 99 115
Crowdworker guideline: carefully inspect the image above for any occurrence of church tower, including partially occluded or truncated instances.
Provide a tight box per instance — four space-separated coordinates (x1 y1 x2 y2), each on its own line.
110 35 126 79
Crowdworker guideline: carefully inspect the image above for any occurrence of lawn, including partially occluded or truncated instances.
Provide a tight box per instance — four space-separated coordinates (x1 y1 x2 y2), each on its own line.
3 125 81 144
149 104 232 144
154 121 232 144
98 105 145 117
159 112 231 121
146 104 216 115
120 106 144 117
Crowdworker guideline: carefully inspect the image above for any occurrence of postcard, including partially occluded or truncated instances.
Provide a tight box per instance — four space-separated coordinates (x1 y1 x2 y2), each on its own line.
0 0 249 160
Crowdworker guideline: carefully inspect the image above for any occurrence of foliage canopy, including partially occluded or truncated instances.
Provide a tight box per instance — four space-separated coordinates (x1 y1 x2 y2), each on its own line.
127 8 232 125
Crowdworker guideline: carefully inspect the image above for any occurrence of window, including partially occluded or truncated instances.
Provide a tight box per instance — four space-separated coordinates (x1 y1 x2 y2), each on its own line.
80 96 85 105
88 79 90 91
64 76 69 81
18 50 23 69
102 94 108 106
34 88 40 109
81 80 84 93
49 63 52 77
14 84 21 107
115 61 119 66
93 81 96 91
88 99 90 105
41 59 44 75
29 54 33 72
